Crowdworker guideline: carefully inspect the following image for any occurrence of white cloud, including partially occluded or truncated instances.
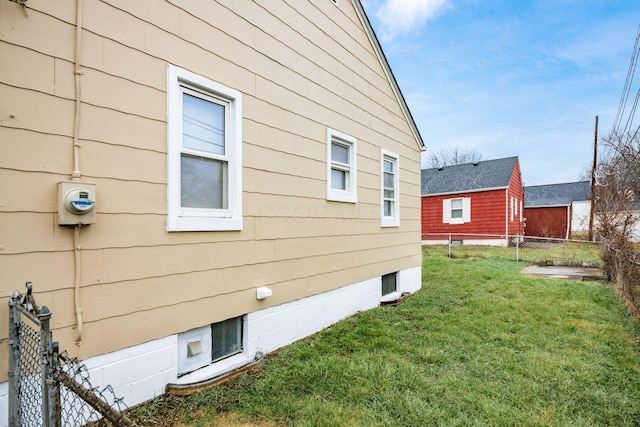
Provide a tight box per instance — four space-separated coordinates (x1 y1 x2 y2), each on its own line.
375 0 450 40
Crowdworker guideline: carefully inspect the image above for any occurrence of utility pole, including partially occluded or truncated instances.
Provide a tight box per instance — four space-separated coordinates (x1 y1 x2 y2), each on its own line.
588 115 598 241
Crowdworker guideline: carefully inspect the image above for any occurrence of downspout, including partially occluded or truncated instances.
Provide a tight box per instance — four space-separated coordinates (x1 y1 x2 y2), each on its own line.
72 0 85 347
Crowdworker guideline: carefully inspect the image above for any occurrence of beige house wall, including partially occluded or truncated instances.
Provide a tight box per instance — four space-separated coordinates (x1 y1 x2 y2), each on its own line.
0 0 423 381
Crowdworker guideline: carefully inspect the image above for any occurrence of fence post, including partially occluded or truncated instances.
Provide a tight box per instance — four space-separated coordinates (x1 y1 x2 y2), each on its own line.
39 306 53 427
50 341 61 427
8 291 21 427
516 235 520 262
618 253 625 297
448 233 452 258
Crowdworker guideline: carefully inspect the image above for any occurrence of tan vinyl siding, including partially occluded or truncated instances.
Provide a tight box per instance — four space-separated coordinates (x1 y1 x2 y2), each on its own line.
0 0 423 380
1 84 75 135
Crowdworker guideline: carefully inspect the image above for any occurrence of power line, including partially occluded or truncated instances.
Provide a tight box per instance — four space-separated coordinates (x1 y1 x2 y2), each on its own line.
622 87 640 136
613 24 640 134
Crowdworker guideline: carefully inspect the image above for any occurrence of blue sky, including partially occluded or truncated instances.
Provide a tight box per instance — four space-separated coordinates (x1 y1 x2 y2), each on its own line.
361 0 640 186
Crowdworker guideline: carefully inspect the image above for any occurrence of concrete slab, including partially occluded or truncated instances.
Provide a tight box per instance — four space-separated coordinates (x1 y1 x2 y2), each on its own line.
521 265 606 281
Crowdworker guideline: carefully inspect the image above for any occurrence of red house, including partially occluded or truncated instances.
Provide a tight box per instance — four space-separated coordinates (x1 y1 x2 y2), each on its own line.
421 156 525 245
523 181 592 239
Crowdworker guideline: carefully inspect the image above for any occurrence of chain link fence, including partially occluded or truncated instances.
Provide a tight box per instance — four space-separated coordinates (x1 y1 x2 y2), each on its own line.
8 283 140 427
422 233 600 263
8 304 44 426
601 236 640 316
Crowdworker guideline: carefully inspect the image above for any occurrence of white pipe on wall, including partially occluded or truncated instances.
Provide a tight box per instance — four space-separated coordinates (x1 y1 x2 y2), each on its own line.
74 225 84 347
72 0 83 181
72 0 85 348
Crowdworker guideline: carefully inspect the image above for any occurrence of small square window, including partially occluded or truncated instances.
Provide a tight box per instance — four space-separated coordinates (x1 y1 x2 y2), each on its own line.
382 272 397 296
443 198 470 224
327 129 357 203
451 199 463 219
212 316 243 362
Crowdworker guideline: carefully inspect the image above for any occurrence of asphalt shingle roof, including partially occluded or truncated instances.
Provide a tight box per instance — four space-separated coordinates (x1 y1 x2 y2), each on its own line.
524 181 591 207
421 156 518 196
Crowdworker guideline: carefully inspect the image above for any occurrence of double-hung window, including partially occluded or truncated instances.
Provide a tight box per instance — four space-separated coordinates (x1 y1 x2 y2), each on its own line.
381 149 400 227
451 199 463 220
443 197 471 224
167 65 242 231
327 129 357 203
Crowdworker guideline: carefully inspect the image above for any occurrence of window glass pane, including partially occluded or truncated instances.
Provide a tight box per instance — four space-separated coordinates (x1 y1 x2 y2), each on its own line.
382 273 397 295
384 172 394 189
450 199 462 209
383 159 393 173
183 92 225 155
384 200 393 217
331 168 347 190
212 317 242 362
451 209 463 219
181 154 226 209
384 189 394 199
331 142 349 164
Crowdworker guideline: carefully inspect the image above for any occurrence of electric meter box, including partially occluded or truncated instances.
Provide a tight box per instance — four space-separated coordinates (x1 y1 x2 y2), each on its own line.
58 181 97 225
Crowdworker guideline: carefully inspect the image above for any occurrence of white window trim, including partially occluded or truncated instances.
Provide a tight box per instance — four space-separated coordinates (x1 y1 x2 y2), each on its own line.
167 65 243 231
326 128 357 203
381 272 398 297
519 199 523 222
380 149 400 227
443 197 471 224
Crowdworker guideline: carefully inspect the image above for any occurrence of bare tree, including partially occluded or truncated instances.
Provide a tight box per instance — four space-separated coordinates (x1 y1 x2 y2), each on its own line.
602 131 640 197
594 130 640 239
426 147 484 168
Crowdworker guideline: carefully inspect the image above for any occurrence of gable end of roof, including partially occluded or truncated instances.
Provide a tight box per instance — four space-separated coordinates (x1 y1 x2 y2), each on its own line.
421 156 519 196
351 0 424 150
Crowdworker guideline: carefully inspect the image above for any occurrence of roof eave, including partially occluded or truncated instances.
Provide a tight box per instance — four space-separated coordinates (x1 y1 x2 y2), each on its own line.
422 186 509 197
524 203 572 208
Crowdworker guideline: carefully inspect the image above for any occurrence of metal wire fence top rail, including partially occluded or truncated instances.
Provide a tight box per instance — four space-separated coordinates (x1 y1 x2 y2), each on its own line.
8 283 140 427
421 233 601 263
55 352 137 427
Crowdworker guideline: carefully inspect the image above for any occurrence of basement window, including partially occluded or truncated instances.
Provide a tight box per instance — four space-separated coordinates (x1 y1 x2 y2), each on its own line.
212 316 243 362
381 272 398 296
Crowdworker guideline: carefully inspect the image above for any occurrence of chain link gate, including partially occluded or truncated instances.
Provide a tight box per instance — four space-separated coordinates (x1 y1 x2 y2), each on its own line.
8 283 139 427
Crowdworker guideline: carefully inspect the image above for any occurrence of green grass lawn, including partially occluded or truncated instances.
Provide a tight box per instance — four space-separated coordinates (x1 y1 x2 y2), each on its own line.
134 245 640 426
